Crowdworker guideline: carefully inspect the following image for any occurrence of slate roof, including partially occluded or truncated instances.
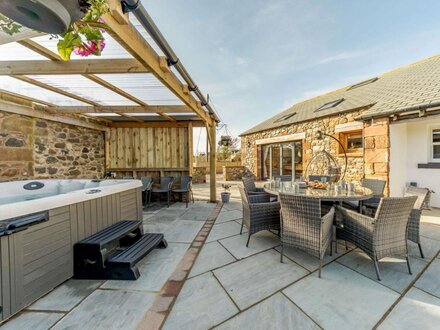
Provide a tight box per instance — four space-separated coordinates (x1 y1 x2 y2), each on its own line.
241 54 440 136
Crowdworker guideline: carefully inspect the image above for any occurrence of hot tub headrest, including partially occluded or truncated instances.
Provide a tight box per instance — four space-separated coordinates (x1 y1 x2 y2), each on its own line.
23 181 45 190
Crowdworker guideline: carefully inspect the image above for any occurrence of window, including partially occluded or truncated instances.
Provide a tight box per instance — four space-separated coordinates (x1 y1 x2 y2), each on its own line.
339 130 363 154
274 113 296 123
431 128 440 161
347 77 378 91
315 99 344 112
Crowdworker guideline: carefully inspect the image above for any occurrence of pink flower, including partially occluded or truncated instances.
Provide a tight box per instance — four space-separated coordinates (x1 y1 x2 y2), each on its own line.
73 44 92 56
73 39 106 57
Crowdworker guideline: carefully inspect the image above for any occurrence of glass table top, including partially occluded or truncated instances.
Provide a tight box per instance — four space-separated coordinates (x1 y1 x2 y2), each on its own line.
264 182 373 202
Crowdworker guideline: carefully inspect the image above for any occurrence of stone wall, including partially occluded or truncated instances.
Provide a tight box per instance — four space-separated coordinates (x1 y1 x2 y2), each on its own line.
192 166 206 184
222 165 252 181
241 111 365 183
0 112 105 181
364 117 390 195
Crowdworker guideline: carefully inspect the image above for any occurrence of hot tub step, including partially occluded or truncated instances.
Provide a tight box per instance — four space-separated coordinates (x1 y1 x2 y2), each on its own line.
106 233 167 280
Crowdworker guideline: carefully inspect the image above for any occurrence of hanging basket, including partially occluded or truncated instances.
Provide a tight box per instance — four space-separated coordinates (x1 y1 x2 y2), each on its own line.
304 150 342 183
219 135 233 147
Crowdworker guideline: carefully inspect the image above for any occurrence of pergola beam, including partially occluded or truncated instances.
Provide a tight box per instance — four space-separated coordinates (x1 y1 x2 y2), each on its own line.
17 39 177 122
108 121 205 128
103 10 215 126
50 105 191 114
0 59 149 75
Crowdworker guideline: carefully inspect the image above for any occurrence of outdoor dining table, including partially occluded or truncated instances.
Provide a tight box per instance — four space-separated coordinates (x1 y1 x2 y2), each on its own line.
264 181 374 253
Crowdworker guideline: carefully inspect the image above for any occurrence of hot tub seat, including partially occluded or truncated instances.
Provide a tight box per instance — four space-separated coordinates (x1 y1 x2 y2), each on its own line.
74 220 167 280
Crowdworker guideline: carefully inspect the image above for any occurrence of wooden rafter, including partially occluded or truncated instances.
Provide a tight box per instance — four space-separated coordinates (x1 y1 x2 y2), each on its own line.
0 59 149 75
17 39 176 122
102 10 214 126
12 75 99 106
108 121 205 128
47 105 190 113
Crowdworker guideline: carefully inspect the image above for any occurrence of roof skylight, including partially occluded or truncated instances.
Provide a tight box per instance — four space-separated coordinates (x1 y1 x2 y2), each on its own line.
274 112 296 123
348 77 378 90
315 99 344 112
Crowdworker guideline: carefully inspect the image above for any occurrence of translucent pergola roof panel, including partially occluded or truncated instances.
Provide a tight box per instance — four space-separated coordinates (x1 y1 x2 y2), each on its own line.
130 16 164 56
0 76 88 106
31 33 132 60
96 73 184 105
0 42 47 61
28 75 138 106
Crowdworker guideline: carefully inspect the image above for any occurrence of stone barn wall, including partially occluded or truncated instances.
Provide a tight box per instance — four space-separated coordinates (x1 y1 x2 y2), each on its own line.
0 112 105 181
241 110 365 183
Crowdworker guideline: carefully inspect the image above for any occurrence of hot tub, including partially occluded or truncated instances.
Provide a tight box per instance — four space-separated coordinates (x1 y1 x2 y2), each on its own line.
0 179 143 322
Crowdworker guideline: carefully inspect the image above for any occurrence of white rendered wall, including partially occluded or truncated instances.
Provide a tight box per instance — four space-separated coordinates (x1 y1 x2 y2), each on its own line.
389 118 440 207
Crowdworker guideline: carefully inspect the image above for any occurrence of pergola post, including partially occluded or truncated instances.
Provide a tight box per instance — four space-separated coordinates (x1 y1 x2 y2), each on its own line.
208 124 217 202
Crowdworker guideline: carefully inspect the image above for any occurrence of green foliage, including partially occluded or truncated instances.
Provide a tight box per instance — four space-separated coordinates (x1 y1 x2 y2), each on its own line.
0 0 110 61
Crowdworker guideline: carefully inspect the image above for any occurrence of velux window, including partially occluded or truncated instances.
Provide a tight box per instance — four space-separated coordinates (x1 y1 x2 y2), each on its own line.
315 99 344 112
347 77 378 91
274 112 296 123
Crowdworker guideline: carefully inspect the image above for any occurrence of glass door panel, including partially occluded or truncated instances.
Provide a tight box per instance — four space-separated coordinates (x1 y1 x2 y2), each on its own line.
272 146 281 177
282 145 293 176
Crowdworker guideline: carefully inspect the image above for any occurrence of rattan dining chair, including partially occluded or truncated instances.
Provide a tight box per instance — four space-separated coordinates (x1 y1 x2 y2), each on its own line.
140 176 153 208
404 186 429 258
274 175 292 182
336 195 417 281
172 176 194 208
344 178 386 213
238 186 280 247
152 176 175 207
279 194 334 278
242 177 267 195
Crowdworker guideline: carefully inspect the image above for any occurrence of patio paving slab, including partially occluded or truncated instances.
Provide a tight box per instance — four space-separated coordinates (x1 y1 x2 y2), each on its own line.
219 230 280 260
215 293 319 330
221 200 242 211
207 221 246 243
162 272 238 330
189 241 236 278
28 279 103 312
214 249 309 310
379 288 440 330
216 209 243 223
179 208 213 221
337 249 428 293
52 290 155 330
101 243 189 292
1 311 64 330
283 262 400 330
420 223 440 241
143 218 177 234
163 220 204 243
408 236 440 261
414 257 440 298
274 243 349 272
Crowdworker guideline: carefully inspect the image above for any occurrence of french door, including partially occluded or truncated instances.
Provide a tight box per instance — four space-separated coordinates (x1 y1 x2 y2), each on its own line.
262 141 303 180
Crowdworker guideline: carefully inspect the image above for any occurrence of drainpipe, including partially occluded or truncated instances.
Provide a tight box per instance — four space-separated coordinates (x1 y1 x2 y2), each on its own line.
121 0 220 123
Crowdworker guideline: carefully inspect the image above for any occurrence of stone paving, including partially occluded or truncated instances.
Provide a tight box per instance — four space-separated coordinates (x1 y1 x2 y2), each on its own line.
163 199 440 330
2 182 440 330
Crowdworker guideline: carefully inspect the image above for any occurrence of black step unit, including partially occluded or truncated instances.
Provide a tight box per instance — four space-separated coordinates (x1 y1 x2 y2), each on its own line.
106 233 167 280
74 220 143 279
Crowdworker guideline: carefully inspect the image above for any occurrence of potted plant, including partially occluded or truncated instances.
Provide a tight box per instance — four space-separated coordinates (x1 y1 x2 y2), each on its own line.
221 184 231 203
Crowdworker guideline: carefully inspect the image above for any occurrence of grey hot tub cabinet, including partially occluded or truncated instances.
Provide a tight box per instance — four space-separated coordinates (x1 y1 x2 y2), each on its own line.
0 187 142 321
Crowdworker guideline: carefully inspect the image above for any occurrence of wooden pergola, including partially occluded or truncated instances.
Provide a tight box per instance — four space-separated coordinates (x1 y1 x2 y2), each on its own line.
0 2 218 202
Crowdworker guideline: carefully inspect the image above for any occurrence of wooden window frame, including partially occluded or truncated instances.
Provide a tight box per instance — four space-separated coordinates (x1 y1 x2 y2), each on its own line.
338 130 363 157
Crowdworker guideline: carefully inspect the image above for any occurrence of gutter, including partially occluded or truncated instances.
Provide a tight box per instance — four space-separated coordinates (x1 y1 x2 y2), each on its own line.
121 0 220 123
355 100 440 121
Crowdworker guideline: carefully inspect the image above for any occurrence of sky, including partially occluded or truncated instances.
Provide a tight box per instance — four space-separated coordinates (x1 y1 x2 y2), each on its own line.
144 0 440 153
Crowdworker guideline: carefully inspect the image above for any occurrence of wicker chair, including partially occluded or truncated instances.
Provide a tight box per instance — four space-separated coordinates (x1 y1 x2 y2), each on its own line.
141 176 153 208
344 178 386 213
172 176 194 208
242 177 267 195
404 186 429 258
238 186 280 247
152 176 175 207
279 194 334 278
362 178 386 212
336 196 417 281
